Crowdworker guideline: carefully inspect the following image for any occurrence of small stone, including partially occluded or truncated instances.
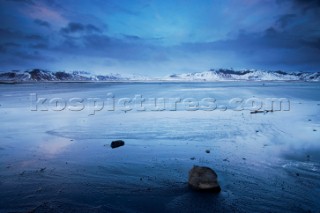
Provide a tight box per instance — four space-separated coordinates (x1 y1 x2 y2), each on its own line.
190 157 196 160
110 140 125 149
296 173 300 176
188 165 221 192
205 149 210 154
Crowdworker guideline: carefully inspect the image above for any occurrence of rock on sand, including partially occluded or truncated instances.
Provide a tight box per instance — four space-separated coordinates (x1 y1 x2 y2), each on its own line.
188 165 221 192
110 140 125 149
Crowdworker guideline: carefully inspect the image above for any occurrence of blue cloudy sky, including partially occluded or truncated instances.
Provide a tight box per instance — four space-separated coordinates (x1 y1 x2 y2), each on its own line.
0 0 319 75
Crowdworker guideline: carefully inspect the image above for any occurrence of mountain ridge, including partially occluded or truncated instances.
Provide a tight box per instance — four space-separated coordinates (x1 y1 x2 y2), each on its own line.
0 68 319 82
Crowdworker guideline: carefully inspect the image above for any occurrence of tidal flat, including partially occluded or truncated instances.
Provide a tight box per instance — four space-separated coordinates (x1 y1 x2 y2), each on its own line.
0 82 319 212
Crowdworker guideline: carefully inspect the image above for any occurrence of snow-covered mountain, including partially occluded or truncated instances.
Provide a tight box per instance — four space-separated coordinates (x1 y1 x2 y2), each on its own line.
0 69 126 82
0 68 319 82
165 69 320 82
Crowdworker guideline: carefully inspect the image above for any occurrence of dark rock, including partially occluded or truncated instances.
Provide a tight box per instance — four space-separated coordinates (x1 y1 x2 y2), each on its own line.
205 149 210 154
111 140 125 149
188 165 221 192
55 71 73 80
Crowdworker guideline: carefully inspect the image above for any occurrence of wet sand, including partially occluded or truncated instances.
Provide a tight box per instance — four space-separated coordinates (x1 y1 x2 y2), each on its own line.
0 82 320 212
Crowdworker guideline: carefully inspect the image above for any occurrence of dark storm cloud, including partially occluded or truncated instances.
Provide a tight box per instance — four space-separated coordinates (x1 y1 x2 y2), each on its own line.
123 35 142 41
0 26 51 66
61 22 85 33
0 28 20 40
56 33 164 61
5 0 34 5
25 34 47 41
60 22 102 34
177 24 320 70
304 39 320 50
2 42 20 47
292 0 320 11
272 1 320 50
14 50 45 60
0 46 53 66
30 43 48 49
1 0 320 73
0 28 46 41
86 24 102 33
34 19 51 28
276 14 296 29
0 42 21 53
0 28 50 55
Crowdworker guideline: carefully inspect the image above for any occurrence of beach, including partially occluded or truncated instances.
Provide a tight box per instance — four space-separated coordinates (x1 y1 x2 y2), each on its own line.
0 82 319 212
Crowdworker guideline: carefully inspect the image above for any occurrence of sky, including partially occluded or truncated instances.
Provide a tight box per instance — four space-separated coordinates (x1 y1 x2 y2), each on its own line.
0 0 319 75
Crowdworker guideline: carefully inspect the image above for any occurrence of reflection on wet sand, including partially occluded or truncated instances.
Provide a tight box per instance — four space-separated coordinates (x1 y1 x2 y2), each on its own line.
38 136 74 156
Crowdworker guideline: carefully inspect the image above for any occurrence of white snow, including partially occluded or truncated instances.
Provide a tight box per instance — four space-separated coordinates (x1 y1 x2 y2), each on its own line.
1 69 319 82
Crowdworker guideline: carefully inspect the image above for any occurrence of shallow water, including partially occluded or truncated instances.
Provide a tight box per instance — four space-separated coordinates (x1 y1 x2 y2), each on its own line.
0 82 320 212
